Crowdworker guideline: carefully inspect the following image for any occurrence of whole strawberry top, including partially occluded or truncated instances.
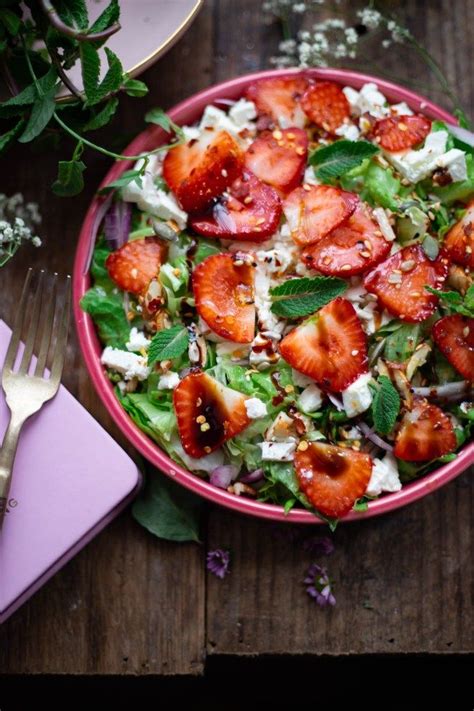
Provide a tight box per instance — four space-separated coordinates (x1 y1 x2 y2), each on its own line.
83 75 474 522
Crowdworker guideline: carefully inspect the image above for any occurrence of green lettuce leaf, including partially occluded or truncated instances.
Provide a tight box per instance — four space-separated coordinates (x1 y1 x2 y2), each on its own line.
80 239 131 348
363 161 401 210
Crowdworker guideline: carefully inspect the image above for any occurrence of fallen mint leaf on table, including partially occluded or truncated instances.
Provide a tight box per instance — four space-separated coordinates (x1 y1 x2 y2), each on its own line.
371 375 400 436
270 276 347 317
132 470 202 543
309 139 379 182
148 325 189 366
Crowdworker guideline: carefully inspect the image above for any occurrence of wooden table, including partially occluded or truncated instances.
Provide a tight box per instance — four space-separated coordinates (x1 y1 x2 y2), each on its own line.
0 0 472 675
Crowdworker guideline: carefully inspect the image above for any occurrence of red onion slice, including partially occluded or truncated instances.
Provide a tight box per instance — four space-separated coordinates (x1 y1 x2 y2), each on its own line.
240 468 264 484
357 421 394 452
104 200 132 250
210 465 239 489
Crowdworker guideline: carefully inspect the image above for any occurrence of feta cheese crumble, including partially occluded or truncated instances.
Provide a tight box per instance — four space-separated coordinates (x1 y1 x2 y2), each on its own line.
101 347 150 381
122 154 188 229
343 83 389 119
383 130 467 185
298 384 324 412
342 372 373 418
258 440 296 461
158 371 180 390
126 327 151 352
245 397 268 419
366 453 402 497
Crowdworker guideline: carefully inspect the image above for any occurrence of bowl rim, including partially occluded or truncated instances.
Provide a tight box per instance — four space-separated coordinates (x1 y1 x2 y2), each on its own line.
73 66 474 524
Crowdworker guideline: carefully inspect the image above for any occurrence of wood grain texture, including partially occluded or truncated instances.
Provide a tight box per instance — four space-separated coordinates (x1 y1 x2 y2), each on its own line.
0 1 215 676
0 0 472 674
205 0 474 657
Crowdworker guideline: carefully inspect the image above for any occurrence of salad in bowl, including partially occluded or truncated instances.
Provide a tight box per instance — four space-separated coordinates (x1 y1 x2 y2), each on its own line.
77 70 473 524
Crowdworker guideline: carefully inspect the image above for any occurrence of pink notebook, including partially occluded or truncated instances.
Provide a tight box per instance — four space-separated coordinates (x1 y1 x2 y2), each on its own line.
0 320 142 624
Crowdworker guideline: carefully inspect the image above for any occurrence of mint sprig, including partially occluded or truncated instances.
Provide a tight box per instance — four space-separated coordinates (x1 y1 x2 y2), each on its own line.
309 140 379 182
148 325 189 366
270 277 347 318
371 376 400 436
426 284 474 318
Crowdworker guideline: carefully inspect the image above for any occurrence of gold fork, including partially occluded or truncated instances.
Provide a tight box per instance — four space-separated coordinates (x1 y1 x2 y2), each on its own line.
0 269 71 529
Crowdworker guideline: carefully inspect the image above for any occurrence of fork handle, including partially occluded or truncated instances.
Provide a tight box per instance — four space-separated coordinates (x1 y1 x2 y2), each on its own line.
0 412 25 529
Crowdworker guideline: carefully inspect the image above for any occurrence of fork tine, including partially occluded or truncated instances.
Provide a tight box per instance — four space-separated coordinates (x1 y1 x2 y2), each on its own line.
18 270 45 376
3 268 33 374
34 274 58 378
49 276 71 386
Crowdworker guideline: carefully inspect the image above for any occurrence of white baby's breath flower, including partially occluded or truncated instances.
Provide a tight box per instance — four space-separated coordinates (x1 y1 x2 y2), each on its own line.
0 193 42 266
357 8 382 30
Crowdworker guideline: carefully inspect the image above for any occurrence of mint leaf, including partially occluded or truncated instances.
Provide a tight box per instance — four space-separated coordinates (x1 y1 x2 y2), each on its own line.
3 67 57 107
145 107 184 141
80 42 101 103
19 87 56 143
426 285 474 317
122 77 149 97
83 97 119 131
148 325 189 365
371 376 400 435
66 0 89 29
0 8 21 35
310 140 379 182
132 469 202 543
0 119 24 153
99 168 144 193
52 159 86 197
93 47 123 105
270 276 347 317
89 0 119 34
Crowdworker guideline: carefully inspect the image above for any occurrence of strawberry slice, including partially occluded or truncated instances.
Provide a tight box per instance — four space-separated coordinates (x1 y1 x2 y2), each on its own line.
393 398 456 462
300 81 350 134
193 253 255 343
244 128 308 195
174 371 250 458
279 297 368 392
245 76 308 128
372 114 432 152
364 245 449 322
295 442 372 519
163 130 244 212
302 203 391 276
189 171 282 241
106 237 167 295
432 314 474 380
443 200 474 270
283 184 359 247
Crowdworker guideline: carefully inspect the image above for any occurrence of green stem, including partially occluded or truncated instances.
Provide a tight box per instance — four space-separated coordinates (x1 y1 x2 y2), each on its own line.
53 112 180 162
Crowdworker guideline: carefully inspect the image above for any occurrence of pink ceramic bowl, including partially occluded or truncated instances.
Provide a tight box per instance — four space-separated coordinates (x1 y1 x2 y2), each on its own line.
73 68 474 524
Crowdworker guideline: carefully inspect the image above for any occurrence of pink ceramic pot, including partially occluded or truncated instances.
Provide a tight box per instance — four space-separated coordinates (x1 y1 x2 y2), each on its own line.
73 68 474 524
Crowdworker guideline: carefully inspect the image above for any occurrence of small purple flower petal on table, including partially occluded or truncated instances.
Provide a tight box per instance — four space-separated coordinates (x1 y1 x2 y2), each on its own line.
206 548 230 579
304 563 336 607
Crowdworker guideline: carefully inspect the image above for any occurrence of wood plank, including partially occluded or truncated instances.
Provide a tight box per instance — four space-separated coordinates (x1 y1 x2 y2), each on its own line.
0 1 214 675
206 469 473 655
206 0 473 657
